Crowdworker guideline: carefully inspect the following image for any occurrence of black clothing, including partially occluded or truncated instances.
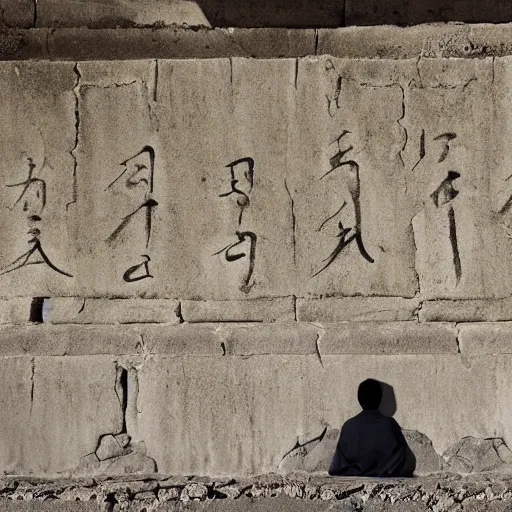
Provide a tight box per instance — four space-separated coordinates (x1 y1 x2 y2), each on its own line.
329 410 408 477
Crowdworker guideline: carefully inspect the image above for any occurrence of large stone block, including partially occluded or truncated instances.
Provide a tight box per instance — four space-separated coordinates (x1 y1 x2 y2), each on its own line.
297 296 419 322
408 58 506 300
0 298 33 324
0 357 33 475
36 0 210 28
0 29 48 60
420 299 512 322
0 324 142 356
50 297 181 324
0 62 76 299
155 58 296 300
0 356 122 476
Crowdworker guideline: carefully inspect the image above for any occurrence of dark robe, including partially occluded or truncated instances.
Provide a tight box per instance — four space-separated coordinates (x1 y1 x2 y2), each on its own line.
328 410 409 477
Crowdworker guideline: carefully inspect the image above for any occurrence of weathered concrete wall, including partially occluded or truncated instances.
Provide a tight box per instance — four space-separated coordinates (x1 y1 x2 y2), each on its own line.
1 25 512 484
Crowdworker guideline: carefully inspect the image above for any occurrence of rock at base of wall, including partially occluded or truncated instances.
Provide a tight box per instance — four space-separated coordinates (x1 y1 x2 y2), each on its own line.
443 437 512 473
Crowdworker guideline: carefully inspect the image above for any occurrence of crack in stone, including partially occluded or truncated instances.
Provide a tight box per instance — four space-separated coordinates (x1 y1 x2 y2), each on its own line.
66 62 81 210
315 333 324 368
284 178 296 265
397 84 408 168
29 357 35 414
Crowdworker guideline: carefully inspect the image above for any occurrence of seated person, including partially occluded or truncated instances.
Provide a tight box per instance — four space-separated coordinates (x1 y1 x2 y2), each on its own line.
329 378 411 477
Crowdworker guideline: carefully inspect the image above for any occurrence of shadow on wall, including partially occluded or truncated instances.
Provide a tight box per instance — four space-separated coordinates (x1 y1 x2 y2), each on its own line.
378 381 416 475
193 0 344 27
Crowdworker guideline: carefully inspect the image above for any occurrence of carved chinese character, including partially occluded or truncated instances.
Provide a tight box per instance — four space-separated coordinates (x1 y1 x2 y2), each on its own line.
216 157 257 293
0 156 72 277
105 146 158 282
313 131 374 277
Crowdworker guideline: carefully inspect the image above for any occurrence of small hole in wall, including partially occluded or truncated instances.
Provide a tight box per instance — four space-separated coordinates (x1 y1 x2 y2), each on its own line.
42 298 52 323
30 297 52 323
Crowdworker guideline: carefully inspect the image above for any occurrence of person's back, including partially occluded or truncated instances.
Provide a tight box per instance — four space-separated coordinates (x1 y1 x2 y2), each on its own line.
329 379 410 477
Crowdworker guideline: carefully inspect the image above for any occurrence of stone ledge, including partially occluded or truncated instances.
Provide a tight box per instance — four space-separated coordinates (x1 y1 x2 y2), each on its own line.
0 322 462 356
1 473 512 511
47 27 316 60
3 24 512 60
458 323 512 355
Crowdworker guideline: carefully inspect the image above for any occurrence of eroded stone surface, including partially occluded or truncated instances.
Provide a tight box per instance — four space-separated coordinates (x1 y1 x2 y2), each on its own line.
346 0 512 26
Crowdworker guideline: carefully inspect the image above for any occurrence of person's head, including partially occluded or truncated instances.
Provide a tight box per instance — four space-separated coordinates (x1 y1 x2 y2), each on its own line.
357 379 382 410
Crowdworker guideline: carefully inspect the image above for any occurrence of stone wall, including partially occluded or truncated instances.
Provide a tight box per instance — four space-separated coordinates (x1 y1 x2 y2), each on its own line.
0 30 511 482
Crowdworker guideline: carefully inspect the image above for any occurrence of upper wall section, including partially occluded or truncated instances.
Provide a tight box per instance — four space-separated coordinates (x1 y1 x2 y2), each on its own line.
0 55 511 300
4 0 512 29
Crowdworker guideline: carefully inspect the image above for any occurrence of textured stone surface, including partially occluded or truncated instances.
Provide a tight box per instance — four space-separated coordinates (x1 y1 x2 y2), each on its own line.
403 429 443 475
409 58 506 300
96 434 125 461
50 297 181 324
4 474 512 511
182 298 295 322
297 297 419 322
0 324 141 356
0 57 506 299
291 57 418 298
